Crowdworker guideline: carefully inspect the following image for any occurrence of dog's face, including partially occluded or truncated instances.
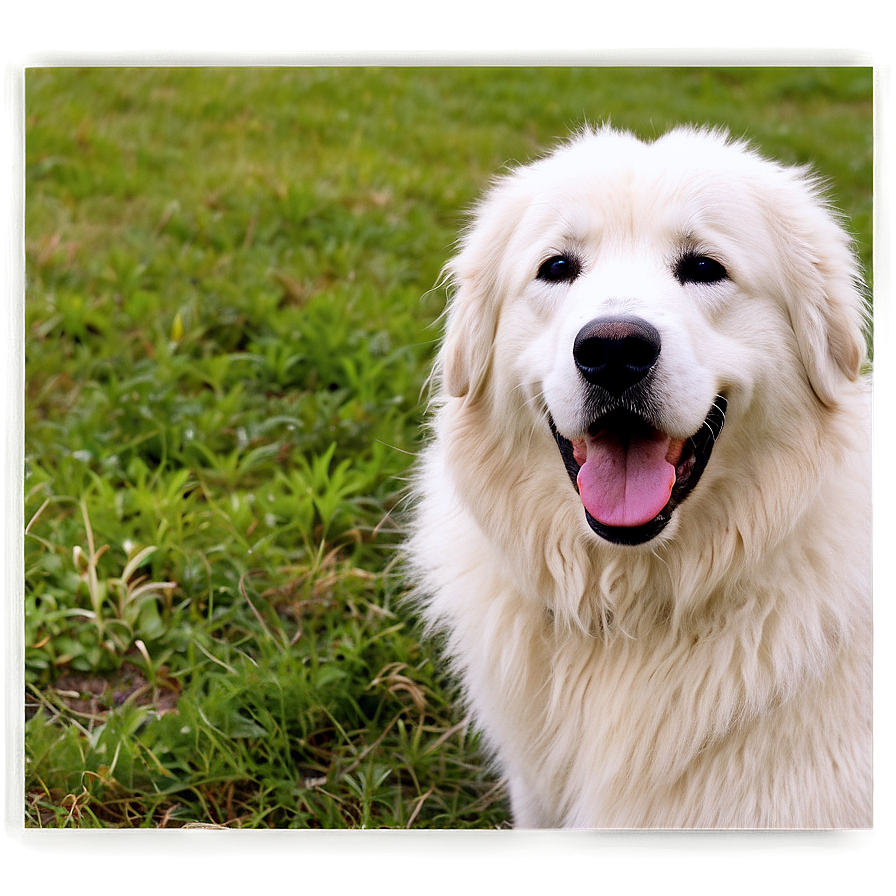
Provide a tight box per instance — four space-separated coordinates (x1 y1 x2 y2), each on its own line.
526 182 739 545
441 127 865 546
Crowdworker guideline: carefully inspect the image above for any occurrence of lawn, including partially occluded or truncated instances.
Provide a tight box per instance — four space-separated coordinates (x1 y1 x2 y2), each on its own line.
23 66 873 828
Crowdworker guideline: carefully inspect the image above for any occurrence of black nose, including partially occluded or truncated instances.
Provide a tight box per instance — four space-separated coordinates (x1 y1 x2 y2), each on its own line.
573 316 661 396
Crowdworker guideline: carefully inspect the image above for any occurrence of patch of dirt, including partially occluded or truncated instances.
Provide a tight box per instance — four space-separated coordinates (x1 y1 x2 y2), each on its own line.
48 664 180 719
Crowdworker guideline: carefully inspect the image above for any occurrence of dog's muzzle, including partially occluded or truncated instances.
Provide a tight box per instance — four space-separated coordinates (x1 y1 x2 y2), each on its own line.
551 316 726 545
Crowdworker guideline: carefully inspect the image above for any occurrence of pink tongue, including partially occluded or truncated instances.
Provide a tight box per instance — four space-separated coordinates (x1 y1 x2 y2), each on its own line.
576 428 675 528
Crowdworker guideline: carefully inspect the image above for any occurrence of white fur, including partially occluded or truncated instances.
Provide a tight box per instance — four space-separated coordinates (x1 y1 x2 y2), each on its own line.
407 126 871 829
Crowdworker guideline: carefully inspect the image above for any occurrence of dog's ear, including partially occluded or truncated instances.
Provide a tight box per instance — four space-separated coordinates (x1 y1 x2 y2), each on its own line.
440 267 499 400
778 178 868 408
439 180 531 400
795 266 866 408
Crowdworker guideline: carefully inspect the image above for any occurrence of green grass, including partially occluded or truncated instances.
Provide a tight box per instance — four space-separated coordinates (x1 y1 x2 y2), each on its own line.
24 66 873 828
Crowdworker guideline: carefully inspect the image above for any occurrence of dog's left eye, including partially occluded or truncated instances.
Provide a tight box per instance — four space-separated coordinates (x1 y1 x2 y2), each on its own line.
675 253 728 285
537 254 581 284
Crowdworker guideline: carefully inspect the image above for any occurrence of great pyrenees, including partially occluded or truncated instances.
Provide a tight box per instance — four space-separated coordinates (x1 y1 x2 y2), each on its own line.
408 125 871 828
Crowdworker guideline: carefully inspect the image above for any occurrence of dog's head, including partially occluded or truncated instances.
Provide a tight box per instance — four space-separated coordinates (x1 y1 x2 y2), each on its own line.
438 126 867 546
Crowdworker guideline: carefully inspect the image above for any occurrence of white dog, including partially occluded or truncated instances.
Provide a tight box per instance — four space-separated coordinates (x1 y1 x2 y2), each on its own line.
408 125 871 828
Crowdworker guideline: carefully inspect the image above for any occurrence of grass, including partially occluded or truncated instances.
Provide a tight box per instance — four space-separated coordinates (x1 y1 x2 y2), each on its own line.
23 66 873 828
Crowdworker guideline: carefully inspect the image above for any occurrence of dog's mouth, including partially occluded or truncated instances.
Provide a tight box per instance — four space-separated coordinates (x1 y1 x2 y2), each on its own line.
550 396 727 545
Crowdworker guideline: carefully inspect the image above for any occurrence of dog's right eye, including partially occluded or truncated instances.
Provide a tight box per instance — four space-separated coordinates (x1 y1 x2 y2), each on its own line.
675 253 729 285
537 254 581 284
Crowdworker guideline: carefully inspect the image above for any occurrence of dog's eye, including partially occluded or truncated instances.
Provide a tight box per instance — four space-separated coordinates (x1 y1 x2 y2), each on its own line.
537 254 581 284
675 254 728 285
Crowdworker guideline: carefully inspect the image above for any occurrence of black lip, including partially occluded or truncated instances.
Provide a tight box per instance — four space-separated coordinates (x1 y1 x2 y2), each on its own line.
550 395 727 546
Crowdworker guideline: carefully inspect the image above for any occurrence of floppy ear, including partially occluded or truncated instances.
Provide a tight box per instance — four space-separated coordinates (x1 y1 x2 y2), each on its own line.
440 268 500 400
778 179 868 408
794 265 866 408
439 179 532 400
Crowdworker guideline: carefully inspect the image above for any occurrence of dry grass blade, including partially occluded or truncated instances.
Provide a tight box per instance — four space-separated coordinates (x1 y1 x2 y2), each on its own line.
405 786 435 829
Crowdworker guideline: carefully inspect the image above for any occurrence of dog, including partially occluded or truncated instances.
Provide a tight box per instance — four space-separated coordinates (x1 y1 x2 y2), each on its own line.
407 125 871 828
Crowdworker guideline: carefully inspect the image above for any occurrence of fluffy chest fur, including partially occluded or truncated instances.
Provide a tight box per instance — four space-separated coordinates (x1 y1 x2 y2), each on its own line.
414 450 870 828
